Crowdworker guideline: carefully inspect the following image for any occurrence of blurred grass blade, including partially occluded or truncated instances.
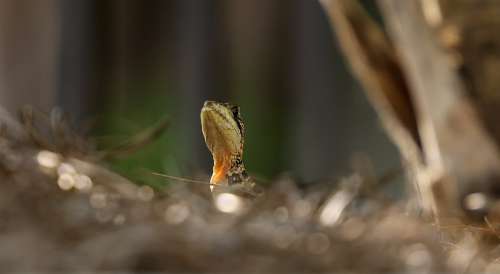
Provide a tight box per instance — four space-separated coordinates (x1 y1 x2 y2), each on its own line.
99 116 170 159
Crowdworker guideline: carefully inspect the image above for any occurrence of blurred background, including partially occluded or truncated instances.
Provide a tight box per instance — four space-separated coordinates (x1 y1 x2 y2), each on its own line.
0 0 399 187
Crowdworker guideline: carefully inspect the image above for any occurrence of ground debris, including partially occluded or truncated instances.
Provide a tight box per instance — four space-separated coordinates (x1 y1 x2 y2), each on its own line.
0 108 493 273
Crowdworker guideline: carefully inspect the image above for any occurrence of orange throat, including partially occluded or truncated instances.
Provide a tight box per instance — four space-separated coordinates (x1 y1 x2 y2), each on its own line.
210 154 230 185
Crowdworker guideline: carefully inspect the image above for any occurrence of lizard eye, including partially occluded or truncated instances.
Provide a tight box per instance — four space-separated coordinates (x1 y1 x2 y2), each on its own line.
230 105 240 118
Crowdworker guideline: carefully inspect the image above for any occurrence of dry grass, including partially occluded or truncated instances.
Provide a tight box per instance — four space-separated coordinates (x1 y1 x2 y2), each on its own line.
0 107 497 273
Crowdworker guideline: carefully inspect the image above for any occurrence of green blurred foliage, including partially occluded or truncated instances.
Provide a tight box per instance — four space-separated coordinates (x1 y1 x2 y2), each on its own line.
236 92 287 180
93 80 178 189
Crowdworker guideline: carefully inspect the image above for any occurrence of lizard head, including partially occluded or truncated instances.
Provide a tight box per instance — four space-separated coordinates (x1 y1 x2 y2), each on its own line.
201 100 245 185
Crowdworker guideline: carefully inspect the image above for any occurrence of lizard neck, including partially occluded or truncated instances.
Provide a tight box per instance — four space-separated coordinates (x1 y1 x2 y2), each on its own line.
227 156 250 185
210 154 249 185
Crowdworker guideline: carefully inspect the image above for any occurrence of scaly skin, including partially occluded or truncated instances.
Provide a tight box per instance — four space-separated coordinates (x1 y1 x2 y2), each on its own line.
200 100 249 184
201 100 259 197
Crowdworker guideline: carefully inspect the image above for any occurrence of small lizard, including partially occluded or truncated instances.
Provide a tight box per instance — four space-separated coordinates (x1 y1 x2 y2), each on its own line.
200 100 260 197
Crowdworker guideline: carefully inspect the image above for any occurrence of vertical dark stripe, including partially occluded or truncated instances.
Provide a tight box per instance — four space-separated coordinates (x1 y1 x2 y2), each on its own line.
57 0 96 123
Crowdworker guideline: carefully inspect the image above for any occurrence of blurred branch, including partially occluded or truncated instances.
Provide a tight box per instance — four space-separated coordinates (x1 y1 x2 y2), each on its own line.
379 0 500 223
319 0 427 211
319 0 420 152
321 0 500 226
98 116 170 160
